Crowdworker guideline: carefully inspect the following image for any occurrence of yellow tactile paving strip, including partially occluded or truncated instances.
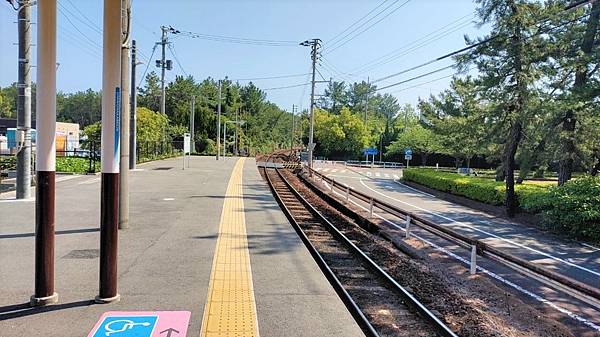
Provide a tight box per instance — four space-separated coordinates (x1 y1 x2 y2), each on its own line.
200 158 260 337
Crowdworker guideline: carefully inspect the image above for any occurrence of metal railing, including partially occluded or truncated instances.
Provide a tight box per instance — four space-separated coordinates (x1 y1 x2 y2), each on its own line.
306 166 600 306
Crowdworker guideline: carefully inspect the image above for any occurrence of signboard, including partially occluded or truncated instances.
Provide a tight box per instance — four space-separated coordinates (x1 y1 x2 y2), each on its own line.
404 154 412 160
300 151 309 162
88 311 191 337
363 147 378 156
404 148 412 156
183 133 191 154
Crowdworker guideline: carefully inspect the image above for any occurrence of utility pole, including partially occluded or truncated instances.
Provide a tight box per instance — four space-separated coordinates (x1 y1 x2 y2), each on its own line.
291 104 296 150
300 38 321 172
156 26 174 116
364 76 369 125
97 0 122 304
190 96 195 152
130 39 138 170
234 108 238 156
16 0 33 200
119 0 131 230
216 80 222 160
31 0 58 307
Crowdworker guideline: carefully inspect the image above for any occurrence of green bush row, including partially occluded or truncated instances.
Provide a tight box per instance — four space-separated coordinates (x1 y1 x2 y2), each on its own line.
403 169 600 242
56 157 99 174
1 156 16 171
402 169 548 206
521 176 600 241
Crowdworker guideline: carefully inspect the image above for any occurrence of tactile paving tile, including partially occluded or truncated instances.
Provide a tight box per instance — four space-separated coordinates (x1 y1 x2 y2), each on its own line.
201 158 260 337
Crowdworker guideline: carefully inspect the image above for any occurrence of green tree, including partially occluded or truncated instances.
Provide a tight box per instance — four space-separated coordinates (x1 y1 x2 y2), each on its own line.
138 71 161 112
136 107 169 142
56 89 102 127
386 125 441 165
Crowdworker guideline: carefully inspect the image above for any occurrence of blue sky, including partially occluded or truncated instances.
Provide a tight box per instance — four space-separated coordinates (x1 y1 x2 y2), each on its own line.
0 0 485 112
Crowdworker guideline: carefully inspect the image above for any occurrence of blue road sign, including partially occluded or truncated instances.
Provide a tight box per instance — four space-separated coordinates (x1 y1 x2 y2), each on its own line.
363 147 378 155
405 148 412 155
92 315 158 337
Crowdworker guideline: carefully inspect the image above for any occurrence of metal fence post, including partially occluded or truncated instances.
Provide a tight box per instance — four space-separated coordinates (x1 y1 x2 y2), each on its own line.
345 186 349 203
405 215 411 238
369 198 374 219
470 244 477 275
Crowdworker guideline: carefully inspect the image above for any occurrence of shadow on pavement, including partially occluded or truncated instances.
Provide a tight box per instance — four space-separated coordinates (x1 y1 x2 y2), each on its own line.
0 227 99 240
0 300 95 321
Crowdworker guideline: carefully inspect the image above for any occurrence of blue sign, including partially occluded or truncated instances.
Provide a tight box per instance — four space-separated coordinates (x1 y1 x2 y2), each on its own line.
363 147 378 155
404 148 412 155
114 87 121 165
92 315 158 337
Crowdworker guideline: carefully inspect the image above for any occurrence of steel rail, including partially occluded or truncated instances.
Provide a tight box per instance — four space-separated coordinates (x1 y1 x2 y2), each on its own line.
266 163 458 337
307 166 600 305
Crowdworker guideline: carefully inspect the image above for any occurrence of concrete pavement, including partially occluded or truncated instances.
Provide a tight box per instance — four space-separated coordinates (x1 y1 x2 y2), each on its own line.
0 156 363 337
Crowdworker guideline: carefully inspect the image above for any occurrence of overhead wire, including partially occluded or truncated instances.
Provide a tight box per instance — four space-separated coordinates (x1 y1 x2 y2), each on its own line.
168 43 188 77
173 29 298 47
138 44 157 87
263 82 312 91
326 0 390 45
372 4 594 85
231 73 310 81
324 0 412 54
57 4 102 50
62 0 102 34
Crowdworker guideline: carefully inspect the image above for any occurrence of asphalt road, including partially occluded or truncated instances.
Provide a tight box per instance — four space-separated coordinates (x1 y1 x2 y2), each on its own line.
314 161 600 336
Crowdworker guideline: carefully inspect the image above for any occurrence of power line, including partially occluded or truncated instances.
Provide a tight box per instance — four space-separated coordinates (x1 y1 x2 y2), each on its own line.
171 28 298 46
231 73 310 81
325 0 412 54
138 44 157 87
168 43 188 77
62 0 102 34
57 5 102 50
372 4 593 85
263 82 312 91
376 64 456 91
326 0 390 45
350 12 475 74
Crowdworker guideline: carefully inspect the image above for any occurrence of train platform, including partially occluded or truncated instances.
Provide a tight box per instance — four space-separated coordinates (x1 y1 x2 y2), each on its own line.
0 156 364 337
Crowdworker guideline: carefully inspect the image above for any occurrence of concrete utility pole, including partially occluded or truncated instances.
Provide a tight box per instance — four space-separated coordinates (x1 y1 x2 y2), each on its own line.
159 26 167 115
16 0 33 200
234 108 238 156
97 0 122 304
190 96 195 151
300 38 321 172
130 39 138 170
291 104 296 150
364 76 369 125
31 0 58 307
216 80 222 160
119 0 131 230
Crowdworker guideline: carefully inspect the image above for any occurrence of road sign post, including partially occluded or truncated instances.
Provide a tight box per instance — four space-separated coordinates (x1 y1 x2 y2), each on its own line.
183 133 190 169
404 149 412 169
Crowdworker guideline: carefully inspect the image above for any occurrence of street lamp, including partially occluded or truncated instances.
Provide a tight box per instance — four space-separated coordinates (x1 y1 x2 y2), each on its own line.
223 120 245 157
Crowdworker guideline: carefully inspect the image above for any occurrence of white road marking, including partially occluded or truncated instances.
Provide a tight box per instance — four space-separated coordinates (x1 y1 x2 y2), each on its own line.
394 181 436 198
322 181 600 332
322 168 330 172
582 243 600 251
384 173 390 178
79 177 101 185
163 198 175 201
131 168 145 172
341 170 347 173
358 179 600 278
393 175 400 180
375 172 381 177
315 167 322 171
0 197 34 203
331 169 338 173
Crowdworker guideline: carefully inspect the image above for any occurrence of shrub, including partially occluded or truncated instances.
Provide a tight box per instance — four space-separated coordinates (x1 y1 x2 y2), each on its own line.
56 157 98 173
1 156 16 171
402 169 548 206
523 176 600 241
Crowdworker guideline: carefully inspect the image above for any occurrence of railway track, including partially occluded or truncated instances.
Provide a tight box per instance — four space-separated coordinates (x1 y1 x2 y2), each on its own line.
263 165 457 337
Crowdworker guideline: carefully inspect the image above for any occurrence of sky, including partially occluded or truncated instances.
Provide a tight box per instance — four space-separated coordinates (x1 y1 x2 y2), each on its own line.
0 0 486 113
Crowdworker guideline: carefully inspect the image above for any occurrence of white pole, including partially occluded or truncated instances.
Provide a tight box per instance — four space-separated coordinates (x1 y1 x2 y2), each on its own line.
470 244 477 275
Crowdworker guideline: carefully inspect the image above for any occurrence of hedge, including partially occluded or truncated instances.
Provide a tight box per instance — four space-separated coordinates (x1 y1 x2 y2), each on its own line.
402 169 548 206
521 176 600 241
403 169 600 242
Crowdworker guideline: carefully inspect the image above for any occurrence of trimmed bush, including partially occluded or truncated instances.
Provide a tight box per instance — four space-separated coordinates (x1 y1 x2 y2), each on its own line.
402 169 548 206
522 176 600 241
1 156 16 171
56 157 98 173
